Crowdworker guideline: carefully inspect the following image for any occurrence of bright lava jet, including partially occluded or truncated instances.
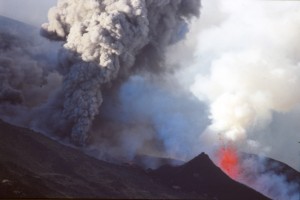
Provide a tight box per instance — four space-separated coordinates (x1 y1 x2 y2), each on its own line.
217 145 240 179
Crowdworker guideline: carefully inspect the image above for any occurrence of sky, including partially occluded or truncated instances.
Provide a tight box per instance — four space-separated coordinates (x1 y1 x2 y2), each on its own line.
0 0 56 26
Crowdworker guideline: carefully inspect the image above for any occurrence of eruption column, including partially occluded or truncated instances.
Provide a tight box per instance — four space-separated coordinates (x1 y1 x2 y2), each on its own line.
40 0 200 145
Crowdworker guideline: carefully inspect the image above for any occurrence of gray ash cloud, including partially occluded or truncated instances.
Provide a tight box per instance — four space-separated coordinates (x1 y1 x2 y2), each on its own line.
40 0 201 145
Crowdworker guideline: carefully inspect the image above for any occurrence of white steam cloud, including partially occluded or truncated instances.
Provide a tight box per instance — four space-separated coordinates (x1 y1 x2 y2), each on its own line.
170 0 300 169
168 0 300 199
190 0 300 142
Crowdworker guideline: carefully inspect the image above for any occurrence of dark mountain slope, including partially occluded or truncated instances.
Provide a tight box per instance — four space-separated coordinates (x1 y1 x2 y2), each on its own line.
0 118 271 199
0 119 196 198
151 152 270 200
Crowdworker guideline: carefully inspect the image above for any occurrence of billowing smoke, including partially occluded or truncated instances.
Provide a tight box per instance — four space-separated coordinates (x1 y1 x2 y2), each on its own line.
40 0 200 145
190 0 300 143
168 0 300 199
170 0 300 168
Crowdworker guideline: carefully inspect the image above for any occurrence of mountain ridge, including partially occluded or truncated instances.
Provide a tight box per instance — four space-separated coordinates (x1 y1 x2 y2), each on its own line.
0 118 270 199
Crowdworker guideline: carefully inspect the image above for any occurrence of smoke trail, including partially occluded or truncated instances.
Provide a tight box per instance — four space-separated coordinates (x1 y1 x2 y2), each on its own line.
40 0 200 145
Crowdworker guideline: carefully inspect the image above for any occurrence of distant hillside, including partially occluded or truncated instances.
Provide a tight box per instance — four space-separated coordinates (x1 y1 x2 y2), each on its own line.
0 15 37 37
0 14 59 60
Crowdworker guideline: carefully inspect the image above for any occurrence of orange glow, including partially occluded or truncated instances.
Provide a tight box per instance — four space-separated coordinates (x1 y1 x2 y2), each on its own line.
218 146 240 179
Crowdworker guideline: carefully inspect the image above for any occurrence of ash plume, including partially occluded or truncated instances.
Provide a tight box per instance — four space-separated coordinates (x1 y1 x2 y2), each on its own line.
40 0 201 145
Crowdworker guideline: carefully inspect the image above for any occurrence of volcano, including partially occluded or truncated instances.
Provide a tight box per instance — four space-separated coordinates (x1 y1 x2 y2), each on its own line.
0 119 270 199
0 7 299 200
217 146 240 179
151 152 270 200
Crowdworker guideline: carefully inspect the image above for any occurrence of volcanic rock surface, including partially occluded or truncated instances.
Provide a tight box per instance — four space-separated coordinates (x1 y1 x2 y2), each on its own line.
0 119 189 198
151 152 271 200
0 118 271 199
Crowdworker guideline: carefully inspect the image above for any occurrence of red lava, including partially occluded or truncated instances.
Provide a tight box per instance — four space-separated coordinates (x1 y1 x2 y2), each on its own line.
218 146 240 179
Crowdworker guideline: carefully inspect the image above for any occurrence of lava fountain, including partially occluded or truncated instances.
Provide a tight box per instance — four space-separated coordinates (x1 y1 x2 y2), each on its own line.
217 145 240 179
